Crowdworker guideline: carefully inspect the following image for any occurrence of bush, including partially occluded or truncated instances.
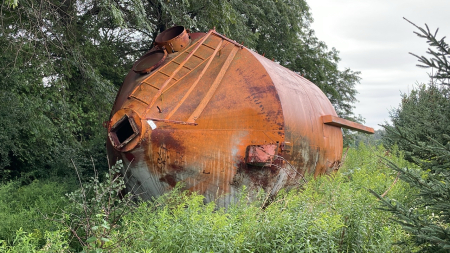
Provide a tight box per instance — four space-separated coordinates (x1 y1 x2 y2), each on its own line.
58 160 136 252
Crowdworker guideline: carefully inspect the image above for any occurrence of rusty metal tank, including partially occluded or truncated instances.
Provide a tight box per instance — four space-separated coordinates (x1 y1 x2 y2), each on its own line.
107 26 373 205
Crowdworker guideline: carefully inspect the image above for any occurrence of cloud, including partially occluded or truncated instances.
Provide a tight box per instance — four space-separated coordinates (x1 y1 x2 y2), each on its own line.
307 0 450 130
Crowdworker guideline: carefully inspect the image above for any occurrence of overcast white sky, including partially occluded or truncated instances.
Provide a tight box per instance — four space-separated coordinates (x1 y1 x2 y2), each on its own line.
307 0 450 130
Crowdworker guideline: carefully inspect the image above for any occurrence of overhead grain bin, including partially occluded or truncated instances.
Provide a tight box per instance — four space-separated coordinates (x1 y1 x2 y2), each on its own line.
106 26 374 205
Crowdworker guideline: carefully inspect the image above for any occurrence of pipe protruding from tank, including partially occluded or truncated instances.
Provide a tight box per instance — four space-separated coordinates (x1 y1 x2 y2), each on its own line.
155 26 190 54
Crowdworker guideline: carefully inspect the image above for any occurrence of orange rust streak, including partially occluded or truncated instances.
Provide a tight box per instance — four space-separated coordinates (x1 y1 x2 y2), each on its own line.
322 115 375 134
187 46 240 123
165 39 224 120
145 30 214 114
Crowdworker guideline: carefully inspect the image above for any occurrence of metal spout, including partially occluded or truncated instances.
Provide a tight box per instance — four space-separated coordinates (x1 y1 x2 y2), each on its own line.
155 26 191 54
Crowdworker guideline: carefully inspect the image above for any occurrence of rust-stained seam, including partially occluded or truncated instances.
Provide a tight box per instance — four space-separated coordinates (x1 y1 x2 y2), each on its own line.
290 71 316 132
187 46 240 123
261 130 278 144
165 39 224 120
144 30 215 113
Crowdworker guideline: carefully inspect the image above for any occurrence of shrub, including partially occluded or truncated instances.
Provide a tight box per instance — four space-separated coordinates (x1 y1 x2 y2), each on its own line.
56 160 136 252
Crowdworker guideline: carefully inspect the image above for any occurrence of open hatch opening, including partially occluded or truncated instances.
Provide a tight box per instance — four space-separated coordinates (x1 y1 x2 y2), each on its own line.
109 114 140 150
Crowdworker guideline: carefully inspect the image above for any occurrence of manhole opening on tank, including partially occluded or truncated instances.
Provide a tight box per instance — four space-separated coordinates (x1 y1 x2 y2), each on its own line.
156 26 184 42
109 115 139 149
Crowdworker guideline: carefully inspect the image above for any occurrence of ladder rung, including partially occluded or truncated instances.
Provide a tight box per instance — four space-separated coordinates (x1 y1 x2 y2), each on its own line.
142 81 160 90
172 61 192 70
158 71 178 81
129 95 149 105
143 30 215 112
202 43 216 50
192 54 205 60
184 51 205 60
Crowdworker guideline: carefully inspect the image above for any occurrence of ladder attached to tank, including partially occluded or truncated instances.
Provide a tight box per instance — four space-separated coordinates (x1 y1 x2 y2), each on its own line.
128 30 217 107
127 30 243 124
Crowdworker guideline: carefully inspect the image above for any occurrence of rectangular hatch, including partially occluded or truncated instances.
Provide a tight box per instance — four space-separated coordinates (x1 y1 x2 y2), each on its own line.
108 114 140 149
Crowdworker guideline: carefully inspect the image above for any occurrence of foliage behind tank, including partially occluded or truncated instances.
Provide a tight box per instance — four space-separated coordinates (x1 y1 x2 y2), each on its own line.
106 26 373 205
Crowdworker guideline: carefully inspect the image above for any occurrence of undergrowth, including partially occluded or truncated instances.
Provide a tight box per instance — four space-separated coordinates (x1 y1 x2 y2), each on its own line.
0 178 75 245
0 144 420 252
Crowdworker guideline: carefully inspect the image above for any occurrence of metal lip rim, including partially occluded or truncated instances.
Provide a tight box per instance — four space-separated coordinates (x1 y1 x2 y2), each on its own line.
154 26 190 53
133 49 168 74
154 26 186 44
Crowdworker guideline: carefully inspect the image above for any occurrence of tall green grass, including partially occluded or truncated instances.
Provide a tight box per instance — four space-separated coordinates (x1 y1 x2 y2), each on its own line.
113 144 418 252
0 144 419 252
0 178 76 244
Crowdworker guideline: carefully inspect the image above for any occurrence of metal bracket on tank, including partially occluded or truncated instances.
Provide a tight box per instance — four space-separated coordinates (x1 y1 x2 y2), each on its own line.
322 115 374 134
146 118 198 126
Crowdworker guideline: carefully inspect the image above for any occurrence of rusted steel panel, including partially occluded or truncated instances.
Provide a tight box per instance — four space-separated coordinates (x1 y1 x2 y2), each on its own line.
322 115 375 134
106 26 374 206
187 46 239 123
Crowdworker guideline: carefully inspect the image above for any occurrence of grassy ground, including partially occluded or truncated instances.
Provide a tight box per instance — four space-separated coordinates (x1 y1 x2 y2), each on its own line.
0 144 420 252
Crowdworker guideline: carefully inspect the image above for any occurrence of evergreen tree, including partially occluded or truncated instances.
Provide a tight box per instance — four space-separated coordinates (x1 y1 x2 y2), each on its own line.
383 84 450 162
375 19 450 251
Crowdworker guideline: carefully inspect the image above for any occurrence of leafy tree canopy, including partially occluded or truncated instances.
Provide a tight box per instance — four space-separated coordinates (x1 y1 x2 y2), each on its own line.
0 0 361 178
